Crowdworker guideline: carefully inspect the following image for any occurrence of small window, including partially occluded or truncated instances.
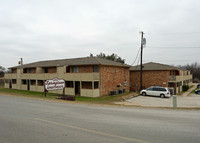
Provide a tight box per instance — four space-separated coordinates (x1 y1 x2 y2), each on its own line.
23 69 27 73
30 80 36 85
65 81 73 88
38 80 44 86
5 79 10 83
93 66 99 72
29 69 33 73
11 69 17 73
94 82 99 89
73 67 79 73
12 79 16 84
66 66 70 73
44 68 48 73
82 82 92 89
22 79 27 85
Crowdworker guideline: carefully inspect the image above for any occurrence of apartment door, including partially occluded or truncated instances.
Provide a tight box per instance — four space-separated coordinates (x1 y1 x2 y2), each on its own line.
27 80 30 91
75 81 80 96
9 81 12 89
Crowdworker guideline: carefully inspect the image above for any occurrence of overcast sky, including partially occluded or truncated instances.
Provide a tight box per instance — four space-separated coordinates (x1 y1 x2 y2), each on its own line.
1 0 200 68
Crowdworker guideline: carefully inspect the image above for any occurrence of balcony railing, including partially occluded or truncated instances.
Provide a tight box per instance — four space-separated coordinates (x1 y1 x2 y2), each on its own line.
12 72 100 81
168 75 192 82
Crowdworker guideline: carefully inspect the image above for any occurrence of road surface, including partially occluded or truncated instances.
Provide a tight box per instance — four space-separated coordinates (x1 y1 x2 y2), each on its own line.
0 95 200 143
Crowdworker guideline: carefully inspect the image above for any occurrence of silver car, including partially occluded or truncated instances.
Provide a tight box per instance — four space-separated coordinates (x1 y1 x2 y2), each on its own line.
140 87 171 98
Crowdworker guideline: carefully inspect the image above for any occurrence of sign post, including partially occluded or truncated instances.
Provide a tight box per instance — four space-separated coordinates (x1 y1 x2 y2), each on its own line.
44 78 75 101
44 78 65 97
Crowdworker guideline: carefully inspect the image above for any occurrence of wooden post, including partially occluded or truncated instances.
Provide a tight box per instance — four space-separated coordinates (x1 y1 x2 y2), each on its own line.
44 83 46 97
63 87 65 98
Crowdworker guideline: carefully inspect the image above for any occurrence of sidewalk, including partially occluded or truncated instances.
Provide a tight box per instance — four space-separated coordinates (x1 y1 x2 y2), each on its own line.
182 83 197 96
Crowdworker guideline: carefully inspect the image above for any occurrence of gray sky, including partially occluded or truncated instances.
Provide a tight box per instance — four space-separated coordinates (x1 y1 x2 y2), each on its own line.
1 0 200 68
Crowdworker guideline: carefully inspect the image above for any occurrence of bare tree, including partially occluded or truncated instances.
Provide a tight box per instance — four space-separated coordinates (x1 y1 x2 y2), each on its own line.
0 66 6 77
177 62 200 83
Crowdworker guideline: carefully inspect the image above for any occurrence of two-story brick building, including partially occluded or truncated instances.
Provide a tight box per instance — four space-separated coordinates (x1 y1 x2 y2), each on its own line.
4 57 130 97
130 62 193 94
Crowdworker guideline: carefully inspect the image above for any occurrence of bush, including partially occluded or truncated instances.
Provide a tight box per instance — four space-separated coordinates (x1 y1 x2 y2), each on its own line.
182 85 189 91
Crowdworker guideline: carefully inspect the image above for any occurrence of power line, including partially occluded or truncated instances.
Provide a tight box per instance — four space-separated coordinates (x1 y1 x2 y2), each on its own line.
147 47 200 49
145 32 200 35
131 47 141 65
144 59 200 62
135 52 141 70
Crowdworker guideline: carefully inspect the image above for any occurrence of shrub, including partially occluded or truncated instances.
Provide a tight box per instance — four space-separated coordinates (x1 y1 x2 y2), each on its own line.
182 85 189 91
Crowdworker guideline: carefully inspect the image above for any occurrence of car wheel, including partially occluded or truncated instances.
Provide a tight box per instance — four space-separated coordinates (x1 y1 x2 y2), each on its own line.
198 92 200 94
142 92 146 96
160 94 165 98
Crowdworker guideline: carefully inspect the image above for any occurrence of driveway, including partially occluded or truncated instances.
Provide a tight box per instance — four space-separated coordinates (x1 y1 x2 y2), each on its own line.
116 94 200 108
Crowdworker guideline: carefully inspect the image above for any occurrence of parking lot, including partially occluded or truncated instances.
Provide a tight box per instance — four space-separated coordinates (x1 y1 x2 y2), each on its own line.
116 94 200 108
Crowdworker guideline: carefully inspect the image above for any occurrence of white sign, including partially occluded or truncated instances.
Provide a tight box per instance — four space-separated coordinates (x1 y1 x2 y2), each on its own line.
45 78 65 90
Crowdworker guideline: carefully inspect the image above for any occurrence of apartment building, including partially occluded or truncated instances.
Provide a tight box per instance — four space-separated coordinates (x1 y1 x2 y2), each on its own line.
130 62 193 94
4 57 130 97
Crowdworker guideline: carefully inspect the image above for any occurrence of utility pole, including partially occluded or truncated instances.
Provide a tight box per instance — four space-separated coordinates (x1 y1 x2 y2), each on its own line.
140 31 145 91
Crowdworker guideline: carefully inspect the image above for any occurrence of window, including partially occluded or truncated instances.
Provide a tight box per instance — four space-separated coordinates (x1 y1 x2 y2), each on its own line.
29 69 33 73
66 66 70 73
23 69 27 73
147 88 153 91
44 68 48 73
168 83 175 87
153 88 166 91
94 82 99 89
12 79 16 84
65 81 73 88
22 79 27 85
30 80 36 85
5 79 10 83
38 80 44 86
73 67 79 73
93 66 99 72
153 88 160 91
82 82 92 89
160 88 166 91
11 69 17 73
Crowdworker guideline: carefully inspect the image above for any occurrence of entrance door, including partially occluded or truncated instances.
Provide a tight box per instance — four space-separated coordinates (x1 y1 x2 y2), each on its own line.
27 80 30 91
9 81 12 89
75 81 80 95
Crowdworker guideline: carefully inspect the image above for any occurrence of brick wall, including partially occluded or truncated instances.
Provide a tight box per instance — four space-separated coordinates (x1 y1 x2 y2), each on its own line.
100 66 129 96
130 70 169 91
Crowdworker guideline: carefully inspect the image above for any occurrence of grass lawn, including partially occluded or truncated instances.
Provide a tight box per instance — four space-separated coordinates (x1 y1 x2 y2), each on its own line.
0 86 136 104
178 85 195 95
191 88 198 94
0 87 60 99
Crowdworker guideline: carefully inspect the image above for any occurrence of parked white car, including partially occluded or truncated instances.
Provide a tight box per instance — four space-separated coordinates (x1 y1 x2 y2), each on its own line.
140 86 171 98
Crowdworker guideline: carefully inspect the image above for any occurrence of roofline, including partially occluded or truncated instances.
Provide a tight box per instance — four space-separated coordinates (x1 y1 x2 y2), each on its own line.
130 62 182 71
8 57 130 69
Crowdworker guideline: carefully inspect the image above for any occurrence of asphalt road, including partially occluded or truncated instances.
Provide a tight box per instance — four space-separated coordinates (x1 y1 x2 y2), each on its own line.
0 95 200 143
